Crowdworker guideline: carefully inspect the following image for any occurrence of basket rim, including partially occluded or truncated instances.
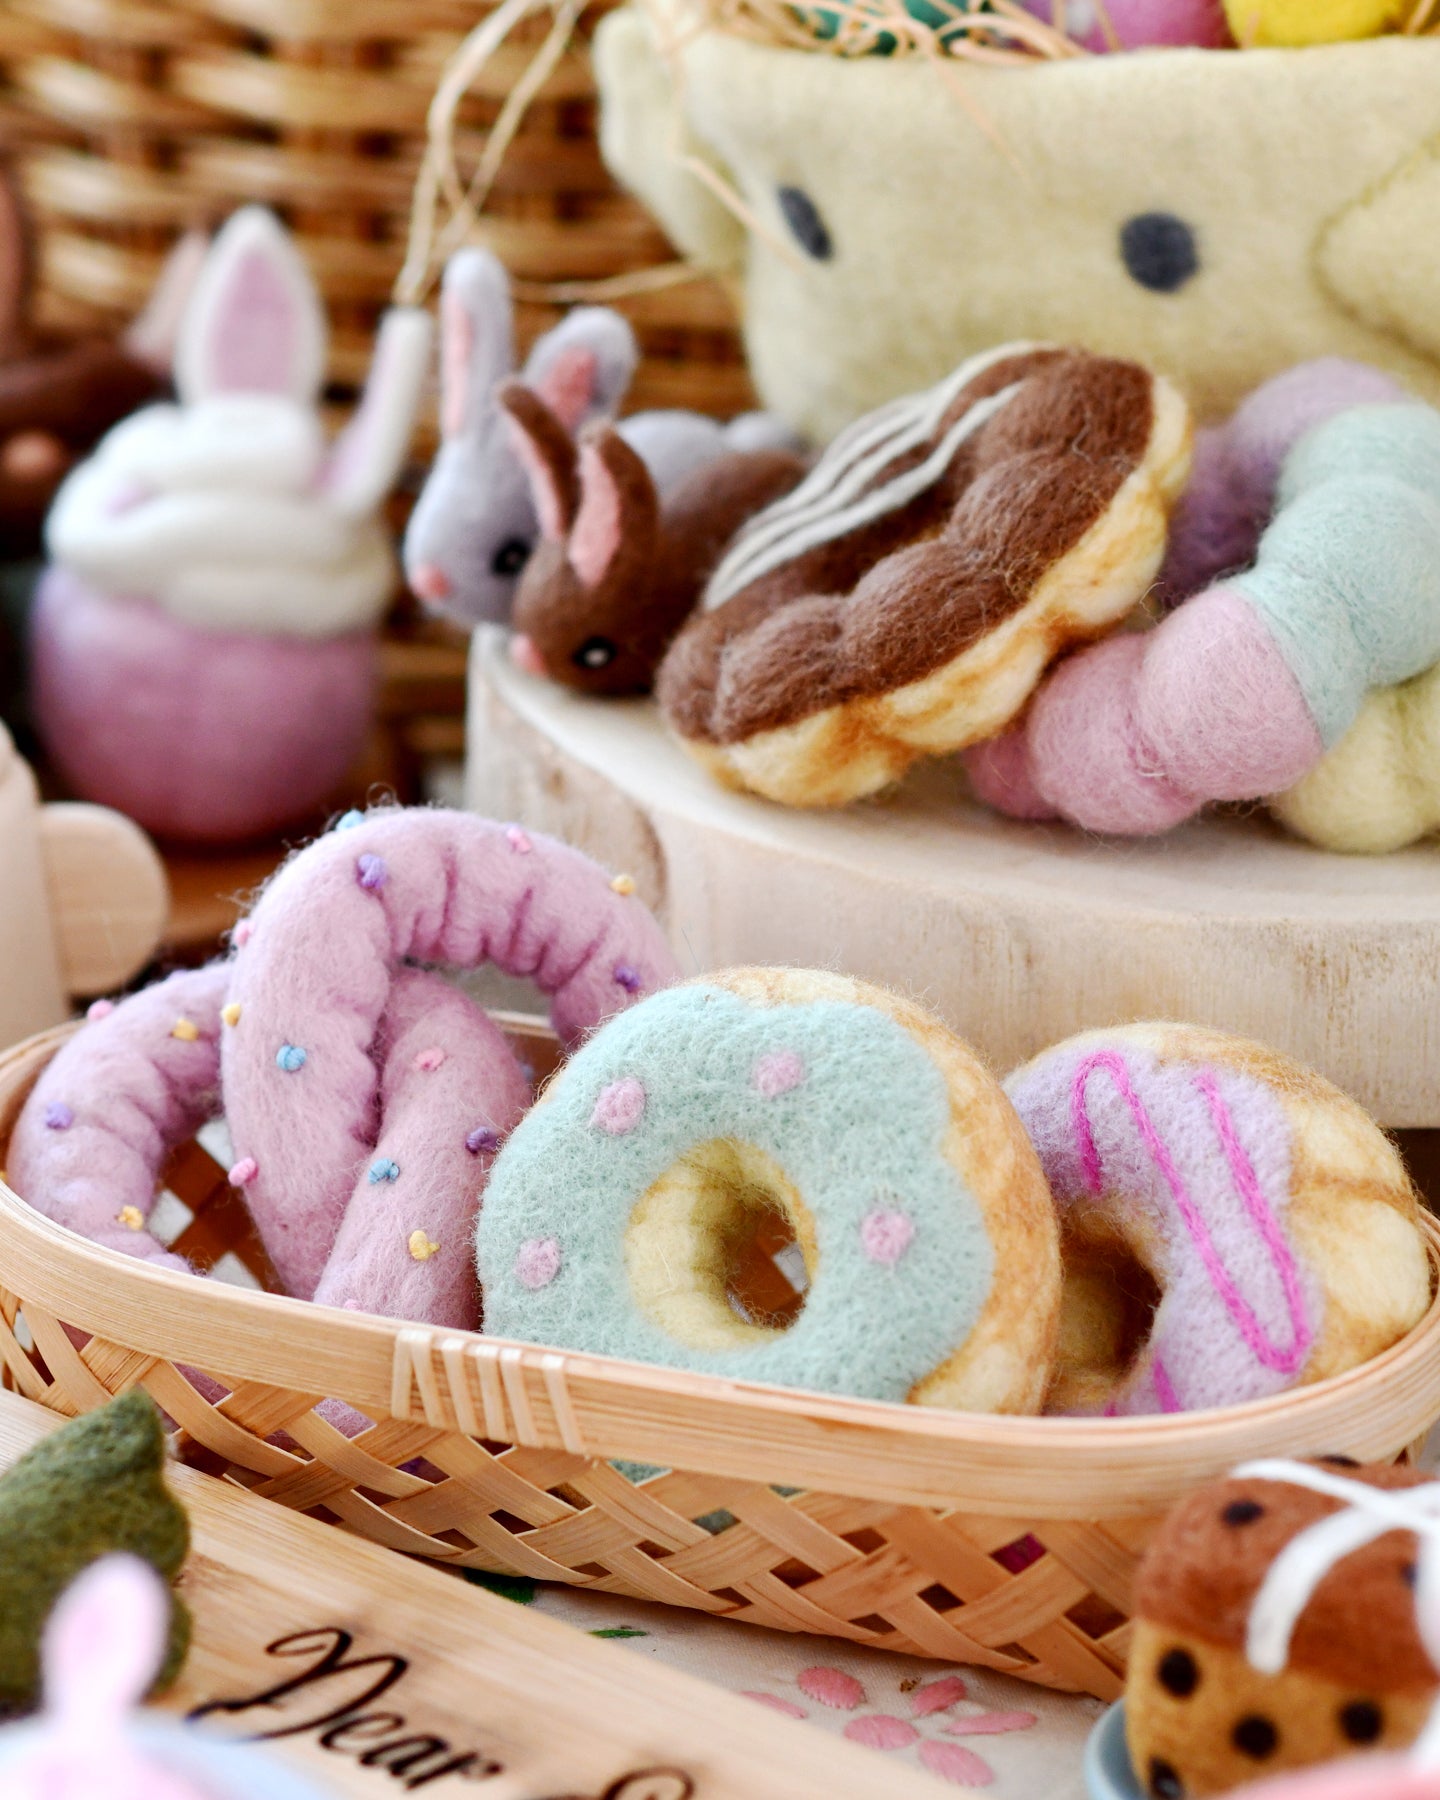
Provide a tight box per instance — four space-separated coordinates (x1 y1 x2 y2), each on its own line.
1 1024 1438 1516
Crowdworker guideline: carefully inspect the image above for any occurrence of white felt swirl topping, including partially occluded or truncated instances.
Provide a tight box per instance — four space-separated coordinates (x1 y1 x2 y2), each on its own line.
1235 1457 1440 1723
702 342 1031 611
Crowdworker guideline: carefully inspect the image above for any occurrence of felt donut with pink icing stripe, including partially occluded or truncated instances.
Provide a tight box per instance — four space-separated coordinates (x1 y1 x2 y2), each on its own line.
1005 1024 1431 1418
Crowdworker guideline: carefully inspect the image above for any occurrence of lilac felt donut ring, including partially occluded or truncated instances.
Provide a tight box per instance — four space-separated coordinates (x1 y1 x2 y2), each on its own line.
221 806 678 1299
9 965 230 1272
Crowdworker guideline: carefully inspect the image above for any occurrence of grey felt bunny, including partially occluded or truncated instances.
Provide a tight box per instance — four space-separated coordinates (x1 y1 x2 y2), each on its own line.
404 247 800 629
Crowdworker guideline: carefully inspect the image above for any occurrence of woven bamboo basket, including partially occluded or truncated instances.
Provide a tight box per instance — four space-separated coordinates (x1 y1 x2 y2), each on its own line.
0 0 753 416
2 1019 1439 1702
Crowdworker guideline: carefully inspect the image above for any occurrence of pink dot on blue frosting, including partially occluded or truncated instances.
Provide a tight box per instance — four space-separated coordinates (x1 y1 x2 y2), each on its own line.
356 853 388 891
592 1077 646 1136
613 963 641 994
466 1127 501 1155
43 1101 73 1131
369 1158 401 1184
276 1044 307 1073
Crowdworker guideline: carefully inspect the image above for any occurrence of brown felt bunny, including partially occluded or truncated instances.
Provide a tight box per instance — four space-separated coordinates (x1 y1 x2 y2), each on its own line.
498 377 806 696
0 164 195 557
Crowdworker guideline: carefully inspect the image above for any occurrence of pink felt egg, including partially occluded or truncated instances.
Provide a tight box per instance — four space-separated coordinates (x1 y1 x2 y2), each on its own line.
1019 0 1233 49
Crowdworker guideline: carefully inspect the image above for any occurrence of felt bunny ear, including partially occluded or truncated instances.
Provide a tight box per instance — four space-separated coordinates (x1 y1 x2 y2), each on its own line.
438 247 515 441
124 230 210 376
42 1555 168 1729
174 206 327 406
498 379 579 541
322 306 432 516
523 306 638 434
570 427 654 589
0 162 32 358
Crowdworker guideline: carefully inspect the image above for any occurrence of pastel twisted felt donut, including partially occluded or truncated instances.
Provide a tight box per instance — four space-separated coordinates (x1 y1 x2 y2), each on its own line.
478 968 1060 1411
221 807 678 1300
968 392 1440 835
1005 1024 1430 1417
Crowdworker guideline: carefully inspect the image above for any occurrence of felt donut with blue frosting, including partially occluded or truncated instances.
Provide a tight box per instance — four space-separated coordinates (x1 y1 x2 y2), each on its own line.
1005 1023 1431 1418
477 968 1061 1411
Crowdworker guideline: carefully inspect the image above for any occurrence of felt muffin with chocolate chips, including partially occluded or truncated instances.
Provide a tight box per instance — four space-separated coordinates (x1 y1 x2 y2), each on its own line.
1127 1459 1439 1799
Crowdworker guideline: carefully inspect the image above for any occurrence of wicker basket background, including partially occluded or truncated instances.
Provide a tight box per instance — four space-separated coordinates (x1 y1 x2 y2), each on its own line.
2 1020 1439 1701
0 0 753 415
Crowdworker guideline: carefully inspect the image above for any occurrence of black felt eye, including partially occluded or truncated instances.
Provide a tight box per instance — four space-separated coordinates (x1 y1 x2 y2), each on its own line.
1319 1454 1360 1468
1403 1561 1419 1588
778 186 833 262
1148 1757 1185 1799
574 636 618 671
1339 1701 1384 1745
1120 213 1200 294
1157 1648 1200 1699
1233 1717 1279 1761
491 537 532 577
1222 1499 1264 1527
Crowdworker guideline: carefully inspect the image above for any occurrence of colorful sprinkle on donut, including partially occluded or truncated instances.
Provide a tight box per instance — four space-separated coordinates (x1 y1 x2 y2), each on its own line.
861 1207 916 1266
591 1077 646 1135
335 809 365 832
415 1047 446 1072
610 873 636 897
613 962 642 994
86 999 115 1022
43 1102 73 1131
408 1229 440 1261
233 919 254 947
356 852 388 891
170 1017 199 1042
753 1049 806 1098
516 1237 562 1290
221 1001 242 1027
466 1126 501 1155
228 1157 258 1186
116 1205 144 1231
275 1044 307 1072
505 825 533 854
369 1158 401 1184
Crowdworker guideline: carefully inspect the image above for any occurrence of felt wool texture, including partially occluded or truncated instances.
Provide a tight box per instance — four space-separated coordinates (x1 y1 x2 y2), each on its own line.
1158 358 1409 607
1221 0 1405 44
0 1393 189 1713
501 382 807 695
1222 1764 1440 1800
594 17 1440 444
478 967 1061 1412
657 346 1191 808
1004 1024 1429 1417
9 963 230 1271
1126 1462 1439 1799
1018 0 1233 48
968 399 1440 836
34 207 427 844
404 246 799 631
222 806 678 1300
1271 659 1440 854
29 570 377 844
0 1557 334 1800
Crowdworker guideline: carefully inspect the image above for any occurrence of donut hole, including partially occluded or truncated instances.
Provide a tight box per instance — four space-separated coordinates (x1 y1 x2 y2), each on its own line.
1050 1223 1162 1411
625 1139 817 1351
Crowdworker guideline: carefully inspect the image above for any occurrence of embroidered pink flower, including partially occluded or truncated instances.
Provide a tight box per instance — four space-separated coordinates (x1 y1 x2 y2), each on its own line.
744 1667 1036 1787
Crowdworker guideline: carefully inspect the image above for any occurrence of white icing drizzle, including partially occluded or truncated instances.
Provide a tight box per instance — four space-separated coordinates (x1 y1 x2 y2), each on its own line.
701 343 1034 612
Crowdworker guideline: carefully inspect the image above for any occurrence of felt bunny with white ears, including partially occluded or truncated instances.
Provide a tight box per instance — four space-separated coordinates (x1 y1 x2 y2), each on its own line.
404 245 800 629
31 207 430 844
0 1556 333 1800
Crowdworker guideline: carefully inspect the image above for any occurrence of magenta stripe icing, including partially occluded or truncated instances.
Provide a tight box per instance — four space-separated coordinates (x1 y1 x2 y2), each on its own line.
1151 1355 1182 1414
1069 1049 1312 1378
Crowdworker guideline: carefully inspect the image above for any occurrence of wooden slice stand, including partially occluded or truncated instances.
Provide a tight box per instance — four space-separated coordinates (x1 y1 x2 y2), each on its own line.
466 629 1440 1132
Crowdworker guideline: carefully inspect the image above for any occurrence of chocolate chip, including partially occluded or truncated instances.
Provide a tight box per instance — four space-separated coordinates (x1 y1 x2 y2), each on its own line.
1222 1499 1264 1527
1157 1648 1200 1698
778 186 833 262
1233 1717 1279 1760
1319 1454 1360 1468
1340 1701 1383 1745
1120 213 1199 294
1148 1757 1185 1798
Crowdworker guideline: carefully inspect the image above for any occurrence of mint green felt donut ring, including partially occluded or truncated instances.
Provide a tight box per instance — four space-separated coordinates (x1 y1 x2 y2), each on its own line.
476 968 1060 1410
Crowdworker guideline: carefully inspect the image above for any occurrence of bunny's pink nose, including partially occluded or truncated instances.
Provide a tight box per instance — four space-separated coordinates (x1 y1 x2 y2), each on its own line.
409 562 452 604
510 634 548 678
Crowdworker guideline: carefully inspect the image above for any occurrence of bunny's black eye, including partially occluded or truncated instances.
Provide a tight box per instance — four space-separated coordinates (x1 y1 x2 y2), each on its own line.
492 538 532 577
574 636 618 671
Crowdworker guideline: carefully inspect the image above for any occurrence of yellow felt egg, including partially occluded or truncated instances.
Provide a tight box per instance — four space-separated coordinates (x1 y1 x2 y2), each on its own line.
1223 0 1405 44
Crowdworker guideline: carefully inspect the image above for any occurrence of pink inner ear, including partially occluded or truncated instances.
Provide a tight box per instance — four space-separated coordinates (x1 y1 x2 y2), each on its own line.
440 290 474 441
569 440 624 589
205 246 302 396
535 347 599 434
506 413 569 542
44 1556 168 1726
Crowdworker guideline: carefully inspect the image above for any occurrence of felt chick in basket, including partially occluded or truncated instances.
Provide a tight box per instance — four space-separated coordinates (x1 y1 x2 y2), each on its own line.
968 371 1440 843
404 246 800 631
30 206 430 844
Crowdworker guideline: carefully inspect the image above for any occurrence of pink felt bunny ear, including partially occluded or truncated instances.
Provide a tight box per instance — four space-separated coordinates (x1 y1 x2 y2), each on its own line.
174 206 327 406
438 247 514 442
523 306 637 434
42 1555 168 1729
321 306 432 516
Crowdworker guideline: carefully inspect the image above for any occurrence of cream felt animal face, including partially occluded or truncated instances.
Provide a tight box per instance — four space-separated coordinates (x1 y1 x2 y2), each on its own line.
596 16 1440 440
